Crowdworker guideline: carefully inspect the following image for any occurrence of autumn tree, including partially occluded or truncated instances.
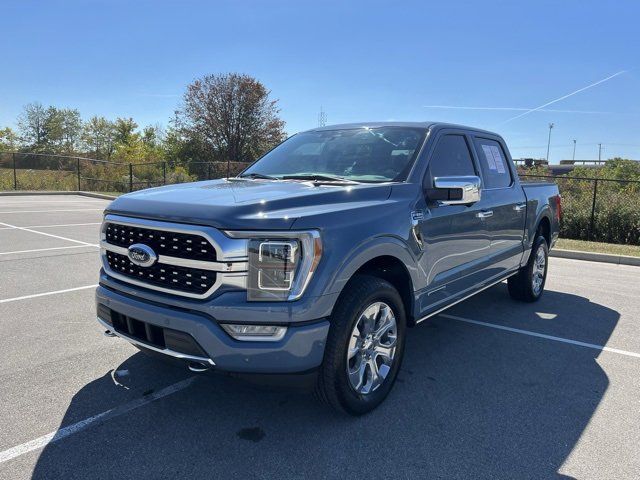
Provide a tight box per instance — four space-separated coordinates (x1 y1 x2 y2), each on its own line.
177 73 285 165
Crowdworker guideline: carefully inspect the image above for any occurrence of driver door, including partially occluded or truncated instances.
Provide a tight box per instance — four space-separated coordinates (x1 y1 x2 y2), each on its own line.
415 131 492 315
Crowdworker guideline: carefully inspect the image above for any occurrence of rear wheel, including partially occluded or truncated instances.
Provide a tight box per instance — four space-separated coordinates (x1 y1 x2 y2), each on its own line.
508 235 548 302
316 275 406 415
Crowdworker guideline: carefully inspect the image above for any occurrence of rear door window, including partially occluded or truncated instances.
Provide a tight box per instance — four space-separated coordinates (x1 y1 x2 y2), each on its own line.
474 138 512 189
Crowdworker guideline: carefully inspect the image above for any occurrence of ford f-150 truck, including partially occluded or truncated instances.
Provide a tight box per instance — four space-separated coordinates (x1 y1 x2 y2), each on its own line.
97 122 560 415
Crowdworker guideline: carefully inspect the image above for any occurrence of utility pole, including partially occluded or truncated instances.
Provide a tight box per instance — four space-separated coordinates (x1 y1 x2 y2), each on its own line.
318 106 327 127
572 139 577 161
598 143 602 163
545 123 554 163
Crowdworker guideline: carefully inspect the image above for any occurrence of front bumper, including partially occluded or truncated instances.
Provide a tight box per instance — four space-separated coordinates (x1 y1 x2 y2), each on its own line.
96 285 330 374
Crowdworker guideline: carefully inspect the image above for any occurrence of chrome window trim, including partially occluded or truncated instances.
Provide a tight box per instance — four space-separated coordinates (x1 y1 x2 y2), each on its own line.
97 316 215 365
101 215 249 299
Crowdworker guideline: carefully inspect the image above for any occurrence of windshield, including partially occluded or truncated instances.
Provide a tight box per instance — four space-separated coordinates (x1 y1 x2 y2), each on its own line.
240 127 426 183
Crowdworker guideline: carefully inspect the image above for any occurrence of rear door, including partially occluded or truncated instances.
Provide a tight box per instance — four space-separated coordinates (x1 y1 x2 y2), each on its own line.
471 135 526 273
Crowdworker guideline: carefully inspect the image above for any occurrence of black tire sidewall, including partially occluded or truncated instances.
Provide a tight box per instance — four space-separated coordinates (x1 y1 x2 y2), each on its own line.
527 236 549 300
326 277 406 415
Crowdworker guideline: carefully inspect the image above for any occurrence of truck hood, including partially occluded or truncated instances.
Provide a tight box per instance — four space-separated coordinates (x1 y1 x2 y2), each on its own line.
105 178 393 230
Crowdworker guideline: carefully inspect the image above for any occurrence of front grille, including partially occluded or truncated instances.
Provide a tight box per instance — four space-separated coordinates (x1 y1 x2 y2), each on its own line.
104 222 216 261
106 250 217 295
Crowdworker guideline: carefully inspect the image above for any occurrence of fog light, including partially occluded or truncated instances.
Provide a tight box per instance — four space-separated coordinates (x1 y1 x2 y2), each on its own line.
221 324 287 342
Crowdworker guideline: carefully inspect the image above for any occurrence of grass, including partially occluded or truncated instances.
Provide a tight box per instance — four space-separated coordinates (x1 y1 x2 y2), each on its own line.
556 238 640 257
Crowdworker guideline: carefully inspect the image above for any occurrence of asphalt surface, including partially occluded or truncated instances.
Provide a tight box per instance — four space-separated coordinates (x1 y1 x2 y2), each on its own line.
0 194 639 479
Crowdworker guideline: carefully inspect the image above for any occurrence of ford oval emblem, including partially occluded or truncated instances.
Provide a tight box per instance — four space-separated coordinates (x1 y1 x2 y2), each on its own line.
127 243 157 267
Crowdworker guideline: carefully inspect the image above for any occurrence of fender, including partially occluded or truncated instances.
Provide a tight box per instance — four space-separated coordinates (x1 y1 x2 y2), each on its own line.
528 206 552 248
324 234 421 302
522 207 552 265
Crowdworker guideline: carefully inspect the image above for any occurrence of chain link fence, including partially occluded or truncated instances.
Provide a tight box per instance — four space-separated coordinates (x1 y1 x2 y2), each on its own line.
2 153 638 246
0 152 251 194
520 174 640 245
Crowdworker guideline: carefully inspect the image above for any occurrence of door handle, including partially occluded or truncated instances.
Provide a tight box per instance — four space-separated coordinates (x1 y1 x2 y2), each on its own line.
514 203 526 212
476 210 493 219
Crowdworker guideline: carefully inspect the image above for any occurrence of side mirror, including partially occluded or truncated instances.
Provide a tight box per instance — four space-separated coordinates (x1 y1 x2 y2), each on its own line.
425 175 481 205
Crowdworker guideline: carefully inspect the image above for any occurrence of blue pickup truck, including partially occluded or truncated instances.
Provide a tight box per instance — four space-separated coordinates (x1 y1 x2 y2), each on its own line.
97 122 560 415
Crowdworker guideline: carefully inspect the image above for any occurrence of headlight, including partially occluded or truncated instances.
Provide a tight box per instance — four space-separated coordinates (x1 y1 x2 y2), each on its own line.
224 230 322 301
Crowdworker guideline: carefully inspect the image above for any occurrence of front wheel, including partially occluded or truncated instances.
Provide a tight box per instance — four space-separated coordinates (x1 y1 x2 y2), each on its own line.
316 275 406 415
508 235 549 302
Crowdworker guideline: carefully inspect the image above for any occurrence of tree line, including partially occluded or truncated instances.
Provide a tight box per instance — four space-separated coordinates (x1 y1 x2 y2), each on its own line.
0 73 287 168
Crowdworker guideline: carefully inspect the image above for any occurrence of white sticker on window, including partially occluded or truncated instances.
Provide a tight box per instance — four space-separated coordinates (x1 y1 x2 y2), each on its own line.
481 145 497 170
490 145 506 174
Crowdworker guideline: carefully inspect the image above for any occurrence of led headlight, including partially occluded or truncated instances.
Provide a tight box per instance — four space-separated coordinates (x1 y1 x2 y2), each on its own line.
224 230 322 301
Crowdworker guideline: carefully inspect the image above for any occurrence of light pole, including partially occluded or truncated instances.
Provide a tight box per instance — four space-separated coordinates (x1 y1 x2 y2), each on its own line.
572 139 577 161
546 123 554 163
598 143 603 163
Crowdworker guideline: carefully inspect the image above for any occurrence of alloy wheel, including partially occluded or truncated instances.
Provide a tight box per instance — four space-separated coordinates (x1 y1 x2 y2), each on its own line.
346 302 398 395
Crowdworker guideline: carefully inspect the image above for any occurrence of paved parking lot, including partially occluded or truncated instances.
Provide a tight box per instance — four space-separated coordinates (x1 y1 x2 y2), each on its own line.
0 194 639 479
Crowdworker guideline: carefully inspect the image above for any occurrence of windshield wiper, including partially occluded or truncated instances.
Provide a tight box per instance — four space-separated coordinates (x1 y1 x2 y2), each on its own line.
238 172 279 180
281 173 359 184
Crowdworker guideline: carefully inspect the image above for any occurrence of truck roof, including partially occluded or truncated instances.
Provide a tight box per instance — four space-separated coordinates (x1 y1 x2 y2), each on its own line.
306 121 500 137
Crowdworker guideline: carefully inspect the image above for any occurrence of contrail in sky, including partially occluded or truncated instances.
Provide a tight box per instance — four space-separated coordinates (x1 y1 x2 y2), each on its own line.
423 105 610 114
500 70 626 124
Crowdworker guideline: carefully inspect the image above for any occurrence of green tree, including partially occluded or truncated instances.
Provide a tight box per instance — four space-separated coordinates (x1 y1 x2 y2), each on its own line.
177 73 286 163
82 116 116 159
113 117 139 146
0 127 19 152
17 102 48 151
58 108 82 153
15 104 82 154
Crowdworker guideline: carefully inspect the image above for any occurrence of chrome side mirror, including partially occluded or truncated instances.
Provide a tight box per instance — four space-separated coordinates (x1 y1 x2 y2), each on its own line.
427 176 481 205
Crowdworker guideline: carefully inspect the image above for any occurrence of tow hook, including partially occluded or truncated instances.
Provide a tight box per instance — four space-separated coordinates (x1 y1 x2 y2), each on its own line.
104 330 117 338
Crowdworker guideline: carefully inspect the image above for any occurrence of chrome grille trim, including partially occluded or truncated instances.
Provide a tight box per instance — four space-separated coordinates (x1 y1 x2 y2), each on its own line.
100 242 247 272
101 214 248 299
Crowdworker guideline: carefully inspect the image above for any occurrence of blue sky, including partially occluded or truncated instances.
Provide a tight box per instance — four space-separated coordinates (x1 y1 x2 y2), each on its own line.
1 0 639 162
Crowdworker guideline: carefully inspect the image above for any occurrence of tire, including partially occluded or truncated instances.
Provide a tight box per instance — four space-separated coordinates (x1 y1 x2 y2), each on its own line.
508 235 549 302
315 274 406 415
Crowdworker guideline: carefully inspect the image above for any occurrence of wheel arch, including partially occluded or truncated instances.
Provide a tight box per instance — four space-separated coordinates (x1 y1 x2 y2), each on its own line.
327 239 419 326
537 215 551 246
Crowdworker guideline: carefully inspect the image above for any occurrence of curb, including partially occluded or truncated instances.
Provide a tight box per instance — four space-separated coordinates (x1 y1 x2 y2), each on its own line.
551 249 640 267
0 190 117 200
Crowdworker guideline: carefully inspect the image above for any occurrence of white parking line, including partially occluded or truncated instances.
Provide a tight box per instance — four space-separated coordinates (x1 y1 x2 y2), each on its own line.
0 208 104 214
0 377 196 464
0 221 98 247
441 313 640 359
0 285 98 304
0 245 98 256
0 222 101 230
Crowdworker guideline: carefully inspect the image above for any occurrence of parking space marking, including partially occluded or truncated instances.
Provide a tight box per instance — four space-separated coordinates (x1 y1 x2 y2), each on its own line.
0 221 98 247
0 222 101 230
0 377 196 464
442 313 640 359
0 285 98 304
0 245 98 256
0 208 104 214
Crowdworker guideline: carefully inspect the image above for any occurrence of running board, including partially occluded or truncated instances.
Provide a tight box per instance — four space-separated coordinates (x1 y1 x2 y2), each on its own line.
416 272 517 324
